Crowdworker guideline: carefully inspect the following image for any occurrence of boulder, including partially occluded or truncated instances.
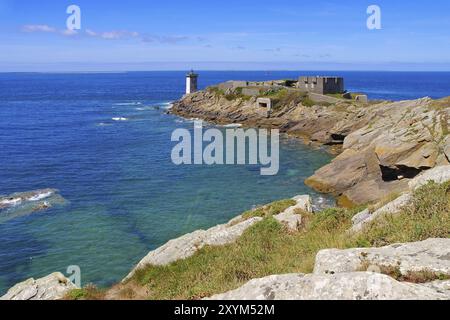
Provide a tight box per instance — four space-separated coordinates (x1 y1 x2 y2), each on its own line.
396 142 438 169
206 272 449 300
1 272 77 300
349 165 450 233
273 212 302 232
273 195 312 231
291 195 313 213
408 165 450 190
0 188 67 223
313 238 450 277
343 177 409 206
305 149 369 195
124 216 262 281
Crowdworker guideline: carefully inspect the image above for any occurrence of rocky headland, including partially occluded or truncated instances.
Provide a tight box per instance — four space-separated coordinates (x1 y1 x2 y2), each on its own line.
171 84 450 206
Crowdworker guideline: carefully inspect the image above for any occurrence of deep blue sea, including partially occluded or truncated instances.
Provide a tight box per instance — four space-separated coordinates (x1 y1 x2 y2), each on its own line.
1 71 450 294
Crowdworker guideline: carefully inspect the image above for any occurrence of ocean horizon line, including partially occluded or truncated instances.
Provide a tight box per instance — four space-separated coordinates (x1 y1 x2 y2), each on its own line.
2 70 450 74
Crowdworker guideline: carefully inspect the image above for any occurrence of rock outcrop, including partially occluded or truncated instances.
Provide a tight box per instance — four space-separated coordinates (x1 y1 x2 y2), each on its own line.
123 216 263 281
350 165 450 233
172 88 450 205
124 194 313 281
408 165 450 190
207 273 450 300
0 188 67 223
207 238 450 300
273 195 312 231
306 98 450 205
314 238 450 276
1 273 77 300
350 193 412 233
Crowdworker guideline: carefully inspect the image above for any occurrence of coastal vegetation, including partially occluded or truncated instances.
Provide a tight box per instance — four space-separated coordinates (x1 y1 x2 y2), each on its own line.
69 181 449 300
207 85 329 108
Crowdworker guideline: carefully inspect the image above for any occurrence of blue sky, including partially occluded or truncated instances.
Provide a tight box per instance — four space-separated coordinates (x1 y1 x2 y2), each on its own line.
0 0 449 71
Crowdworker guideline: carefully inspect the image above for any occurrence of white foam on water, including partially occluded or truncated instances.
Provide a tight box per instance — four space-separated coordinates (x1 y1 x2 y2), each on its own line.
114 102 142 106
28 191 54 202
312 195 336 212
161 102 174 110
135 106 155 111
112 117 129 121
0 198 22 207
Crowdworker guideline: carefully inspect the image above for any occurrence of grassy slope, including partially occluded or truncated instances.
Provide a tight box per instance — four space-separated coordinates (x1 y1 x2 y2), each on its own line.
68 181 450 300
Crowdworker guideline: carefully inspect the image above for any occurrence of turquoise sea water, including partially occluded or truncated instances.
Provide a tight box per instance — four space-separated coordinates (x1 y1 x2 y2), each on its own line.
1 71 450 293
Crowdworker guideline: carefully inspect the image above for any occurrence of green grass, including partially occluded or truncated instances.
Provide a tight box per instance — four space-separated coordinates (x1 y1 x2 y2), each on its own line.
326 93 345 99
301 97 316 107
258 89 313 110
354 181 450 247
65 285 105 300
128 205 364 300
429 96 450 111
326 92 367 102
207 86 225 96
207 86 252 101
69 181 450 300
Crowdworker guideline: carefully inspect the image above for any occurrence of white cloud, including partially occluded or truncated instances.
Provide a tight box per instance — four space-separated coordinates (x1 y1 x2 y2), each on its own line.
60 29 78 36
85 29 97 37
22 25 56 33
20 24 195 44
100 31 140 40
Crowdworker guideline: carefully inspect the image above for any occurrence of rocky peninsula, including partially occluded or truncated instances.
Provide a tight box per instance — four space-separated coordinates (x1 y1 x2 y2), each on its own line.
171 81 450 206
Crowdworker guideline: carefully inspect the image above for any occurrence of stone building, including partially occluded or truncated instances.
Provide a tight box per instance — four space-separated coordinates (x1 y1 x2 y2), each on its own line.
297 76 344 95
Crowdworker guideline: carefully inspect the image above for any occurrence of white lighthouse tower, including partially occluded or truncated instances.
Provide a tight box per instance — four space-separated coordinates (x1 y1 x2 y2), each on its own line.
186 70 198 95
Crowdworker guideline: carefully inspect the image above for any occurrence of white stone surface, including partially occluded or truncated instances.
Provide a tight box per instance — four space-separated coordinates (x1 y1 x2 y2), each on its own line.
314 238 450 276
207 272 449 300
350 193 412 233
408 165 450 190
272 195 312 231
1 272 77 300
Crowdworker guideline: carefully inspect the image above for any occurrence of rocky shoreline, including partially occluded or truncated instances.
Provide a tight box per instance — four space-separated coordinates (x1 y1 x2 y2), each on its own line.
170 87 450 206
2 165 449 300
2 84 449 300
